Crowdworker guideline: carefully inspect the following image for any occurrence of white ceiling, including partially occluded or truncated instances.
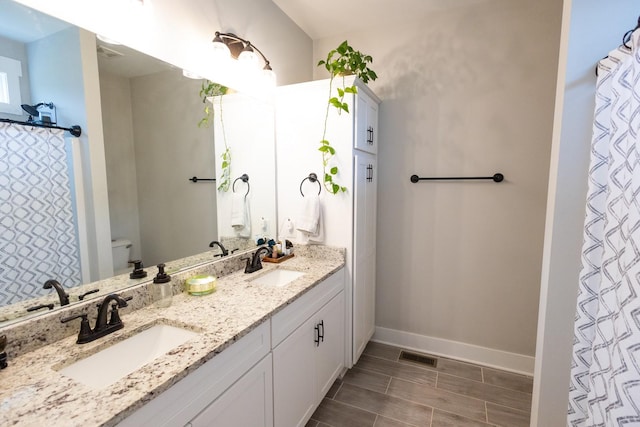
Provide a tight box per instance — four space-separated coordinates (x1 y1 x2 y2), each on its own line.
0 0 69 43
0 0 172 78
273 0 488 40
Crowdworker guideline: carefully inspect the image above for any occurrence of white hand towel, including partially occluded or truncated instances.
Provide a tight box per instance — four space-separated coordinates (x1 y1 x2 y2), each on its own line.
296 193 320 234
231 193 251 238
231 192 246 228
307 203 324 244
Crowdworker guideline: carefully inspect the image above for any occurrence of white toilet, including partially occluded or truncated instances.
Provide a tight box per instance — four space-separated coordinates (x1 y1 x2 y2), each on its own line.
111 239 132 275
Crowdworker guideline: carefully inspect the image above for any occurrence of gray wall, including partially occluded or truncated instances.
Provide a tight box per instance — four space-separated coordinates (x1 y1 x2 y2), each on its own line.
100 71 142 264
314 0 562 362
131 69 217 267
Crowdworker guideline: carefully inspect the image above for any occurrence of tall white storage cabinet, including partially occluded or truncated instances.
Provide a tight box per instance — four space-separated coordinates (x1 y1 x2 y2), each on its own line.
276 77 379 366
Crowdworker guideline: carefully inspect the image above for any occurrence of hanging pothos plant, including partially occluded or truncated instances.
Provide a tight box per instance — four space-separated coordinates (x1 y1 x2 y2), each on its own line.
198 80 232 192
317 40 377 194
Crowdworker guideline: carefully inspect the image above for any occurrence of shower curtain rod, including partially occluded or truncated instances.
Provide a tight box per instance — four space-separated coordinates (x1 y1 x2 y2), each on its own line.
595 16 640 76
0 118 82 137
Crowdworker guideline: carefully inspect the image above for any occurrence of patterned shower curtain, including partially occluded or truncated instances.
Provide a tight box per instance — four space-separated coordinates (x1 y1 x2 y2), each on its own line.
0 122 82 305
568 31 640 426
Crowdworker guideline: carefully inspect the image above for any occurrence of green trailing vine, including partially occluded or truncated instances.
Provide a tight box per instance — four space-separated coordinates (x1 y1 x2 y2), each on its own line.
317 40 377 194
198 81 231 191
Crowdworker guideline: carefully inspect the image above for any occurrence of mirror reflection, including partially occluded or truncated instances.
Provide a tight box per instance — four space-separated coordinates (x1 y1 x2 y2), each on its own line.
0 0 276 325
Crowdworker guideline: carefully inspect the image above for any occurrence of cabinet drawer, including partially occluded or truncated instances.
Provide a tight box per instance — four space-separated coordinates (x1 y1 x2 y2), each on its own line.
271 268 344 348
118 321 271 427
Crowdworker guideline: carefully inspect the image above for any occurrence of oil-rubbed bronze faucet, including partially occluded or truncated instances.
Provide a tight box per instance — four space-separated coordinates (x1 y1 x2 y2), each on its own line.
0 335 7 369
244 246 271 273
61 294 132 344
209 240 229 257
43 279 70 306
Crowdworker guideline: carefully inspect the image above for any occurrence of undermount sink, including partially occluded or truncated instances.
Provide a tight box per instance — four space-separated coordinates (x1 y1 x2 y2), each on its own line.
57 324 199 389
250 269 305 287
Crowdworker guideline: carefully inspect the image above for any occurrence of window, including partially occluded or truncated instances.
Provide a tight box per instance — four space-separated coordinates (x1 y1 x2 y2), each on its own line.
0 72 9 104
0 56 23 115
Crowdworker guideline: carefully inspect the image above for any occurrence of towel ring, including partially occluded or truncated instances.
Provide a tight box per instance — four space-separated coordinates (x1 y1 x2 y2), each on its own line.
232 173 250 197
300 172 321 197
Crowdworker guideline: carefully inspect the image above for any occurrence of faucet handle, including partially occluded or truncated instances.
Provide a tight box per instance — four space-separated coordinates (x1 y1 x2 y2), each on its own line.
61 313 93 344
77 289 99 301
109 304 122 326
108 296 132 326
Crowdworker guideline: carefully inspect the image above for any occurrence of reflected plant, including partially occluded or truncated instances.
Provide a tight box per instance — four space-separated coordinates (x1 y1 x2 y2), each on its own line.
198 81 231 191
317 40 377 194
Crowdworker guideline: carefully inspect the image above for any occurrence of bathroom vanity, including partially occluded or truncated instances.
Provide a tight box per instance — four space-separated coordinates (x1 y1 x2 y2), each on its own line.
0 247 345 427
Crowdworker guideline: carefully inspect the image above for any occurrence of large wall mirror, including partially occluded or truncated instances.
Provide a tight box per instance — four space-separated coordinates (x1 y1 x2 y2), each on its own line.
0 0 276 325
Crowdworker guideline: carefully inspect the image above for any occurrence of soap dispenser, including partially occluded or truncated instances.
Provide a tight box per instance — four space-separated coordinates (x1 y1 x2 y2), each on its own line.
153 263 172 308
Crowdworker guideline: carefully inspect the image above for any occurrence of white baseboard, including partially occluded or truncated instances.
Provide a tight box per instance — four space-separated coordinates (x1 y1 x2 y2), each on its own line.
373 326 535 376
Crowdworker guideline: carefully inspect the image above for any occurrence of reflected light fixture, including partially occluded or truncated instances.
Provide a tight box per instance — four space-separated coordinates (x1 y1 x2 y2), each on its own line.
211 31 276 86
182 69 203 80
96 34 122 45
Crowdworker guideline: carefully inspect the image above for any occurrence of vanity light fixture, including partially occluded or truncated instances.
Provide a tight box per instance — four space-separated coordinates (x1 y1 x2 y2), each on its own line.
211 31 276 86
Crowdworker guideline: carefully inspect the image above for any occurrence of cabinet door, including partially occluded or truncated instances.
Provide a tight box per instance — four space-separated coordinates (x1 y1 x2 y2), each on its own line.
353 151 377 363
188 354 273 427
354 92 378 154
273 316 317 427
315 291 345 399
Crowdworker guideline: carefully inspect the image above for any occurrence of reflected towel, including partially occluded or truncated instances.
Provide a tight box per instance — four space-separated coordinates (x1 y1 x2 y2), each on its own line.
231 193 251 238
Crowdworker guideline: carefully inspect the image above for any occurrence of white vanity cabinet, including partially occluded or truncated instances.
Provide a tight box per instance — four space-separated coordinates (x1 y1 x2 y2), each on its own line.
276 77 380 366
272 268 345 427
118 268 345 427
118 321 272 427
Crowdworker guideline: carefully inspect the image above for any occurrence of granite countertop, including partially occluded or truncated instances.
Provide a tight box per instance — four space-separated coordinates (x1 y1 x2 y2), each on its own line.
0 249 344 426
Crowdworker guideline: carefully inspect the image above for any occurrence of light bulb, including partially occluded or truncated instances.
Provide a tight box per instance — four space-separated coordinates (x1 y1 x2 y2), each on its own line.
263 67 276 87
182 69 203 79
238 45 260 70
212 34 231 63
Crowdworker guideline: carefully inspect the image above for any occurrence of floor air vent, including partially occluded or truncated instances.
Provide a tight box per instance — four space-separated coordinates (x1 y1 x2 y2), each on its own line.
399 351 438 368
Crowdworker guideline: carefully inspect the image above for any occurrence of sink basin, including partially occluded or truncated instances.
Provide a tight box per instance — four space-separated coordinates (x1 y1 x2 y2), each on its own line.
250 269 305 287
57 324 198 389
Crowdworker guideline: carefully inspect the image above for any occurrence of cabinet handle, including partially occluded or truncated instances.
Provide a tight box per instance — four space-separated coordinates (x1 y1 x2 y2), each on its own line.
318 320 324 343
314 324 320 347
367 126 374 145
367 164 373 183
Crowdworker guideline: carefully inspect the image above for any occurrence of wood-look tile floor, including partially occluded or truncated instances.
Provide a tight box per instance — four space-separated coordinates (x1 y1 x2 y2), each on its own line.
306 342 533 427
